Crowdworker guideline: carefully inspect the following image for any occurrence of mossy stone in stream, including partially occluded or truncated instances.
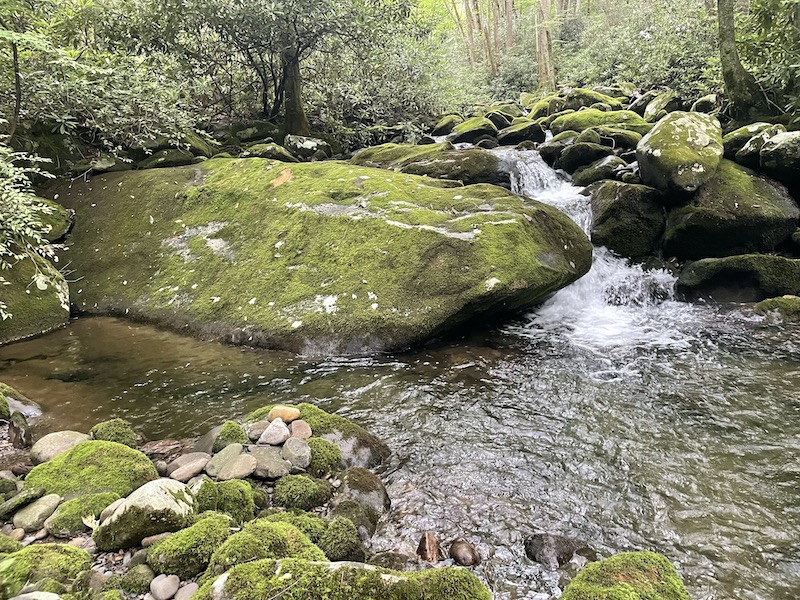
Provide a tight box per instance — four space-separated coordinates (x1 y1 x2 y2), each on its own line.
213 421 249 453
561 551 690 600
307 437 343 477
273 475 333 511
147 513 231 578
25 441 158 497
90 418 137 448
551 110 653 136
0 543 92 598
755 296 800 322
0 382 32 421
0 532 22 555
102 564 156 594
450 117 499 143
45 492 120 538
216 480 256 524
261 510 327 543
317 517 366 562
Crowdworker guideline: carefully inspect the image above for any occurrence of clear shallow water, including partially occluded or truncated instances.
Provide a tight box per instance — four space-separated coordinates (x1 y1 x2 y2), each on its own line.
1 152 799 599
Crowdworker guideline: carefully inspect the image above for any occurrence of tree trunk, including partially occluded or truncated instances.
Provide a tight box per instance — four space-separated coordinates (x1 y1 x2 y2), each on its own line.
717 0 767 116
282 48 310 136
9 39 21 142
536 0 556 91
505 0 514 51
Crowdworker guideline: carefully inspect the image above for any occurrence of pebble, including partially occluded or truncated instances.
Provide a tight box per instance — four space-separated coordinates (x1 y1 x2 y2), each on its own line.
217 454 258 481
449 539 481 566
33 528 48 540
257 418 290 446
205 443 244 478
289 420 312 439
175 583 199 600
155 460 168 476
170 458 209 482
167 452 212 476
416 531 441 563
10 528 24 541
150 574 180 600
246 420 271 442
269 405 301 423
142 532 173 547
249 446 291 479
281 438 311 470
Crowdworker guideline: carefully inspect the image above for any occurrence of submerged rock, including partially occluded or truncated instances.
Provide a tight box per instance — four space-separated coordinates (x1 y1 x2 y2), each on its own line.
55 158 591 355
524 533 591 571
416 530 441 562
755 295 800 322
449 539 481 566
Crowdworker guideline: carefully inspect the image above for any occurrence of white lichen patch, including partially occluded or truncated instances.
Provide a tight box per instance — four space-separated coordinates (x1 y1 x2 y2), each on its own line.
485 277 501 291
162 222 234 262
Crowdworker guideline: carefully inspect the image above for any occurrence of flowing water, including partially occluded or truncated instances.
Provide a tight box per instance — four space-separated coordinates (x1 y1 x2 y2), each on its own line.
2 151 800 599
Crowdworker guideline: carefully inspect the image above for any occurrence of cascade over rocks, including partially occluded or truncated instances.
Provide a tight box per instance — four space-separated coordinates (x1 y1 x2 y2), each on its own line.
51 158 591 355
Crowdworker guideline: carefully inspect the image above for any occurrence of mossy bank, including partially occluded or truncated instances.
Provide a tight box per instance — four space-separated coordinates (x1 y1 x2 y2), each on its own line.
48 158 591 354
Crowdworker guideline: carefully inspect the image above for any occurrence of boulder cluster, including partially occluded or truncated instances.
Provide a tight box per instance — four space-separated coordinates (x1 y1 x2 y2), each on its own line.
0 392 492 600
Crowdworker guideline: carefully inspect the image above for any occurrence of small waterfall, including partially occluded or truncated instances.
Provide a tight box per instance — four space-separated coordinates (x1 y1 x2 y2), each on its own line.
494 148 702 354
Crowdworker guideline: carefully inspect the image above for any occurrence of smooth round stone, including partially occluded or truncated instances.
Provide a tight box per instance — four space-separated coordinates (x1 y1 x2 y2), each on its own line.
142 531 173 547
175 583 199 600
217 454 257 481
30 431 89 465
13 493 61 532
246 419 271 442
248 446 291 479
289 420 312 439
257 418 290 446
166 452 211 476
10 528 24 541
205 443 244 478
10 593 63 600
449 539 481 566
151 574 180 600
268 405 301 423
170 458 209 482
99 497 125 522
281 438 311 470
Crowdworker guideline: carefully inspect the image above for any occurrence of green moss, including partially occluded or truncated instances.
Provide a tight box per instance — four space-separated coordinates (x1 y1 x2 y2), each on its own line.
561 551 690 600
195 557 491 600
318 517 366 562
307 437 343 477
0 543 92 598
137 149 195 169
551 110 653 136
330 499 380 538
103 563 155 594
90 418 138 448
213 421 249 453
755 296 800 321
47 492 120 538
25 440 158 497
194 479 219 513
148 513 231 579
563 88 624 112
102 590 124 600
216 479 256 524
273 475 334 511
262 510 327 543
0 533 22 555
203 520 325 580
451 117 498 143
240 143 298 162
431 115 463 136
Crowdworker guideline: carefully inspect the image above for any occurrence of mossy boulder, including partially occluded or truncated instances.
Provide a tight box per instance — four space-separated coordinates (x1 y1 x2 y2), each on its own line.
351 142 507 186
0 255 69 346
262 510 327 543
636 111 723 193
283 135 332 160
25 440 158 498
496 120 546 145
723 122 775 157
590 126 643 149
137 149 195 170
53 158 591 355
734 124 786 170
306 437 342 477
561 551 689 600
0 532 22 554
0 543 92 598
102 563 155 594
273 475 333 511
551 110 652 136
663 160 799 259
195 557 491 600
36 198 74 242
0 382 32 421
330 499 379 539
759 131 800 192
572 156 627 187
755 295 800 322
337 467 390 516
204 520 325 579
450 117 498 143
643 89 679 122
212 421 249 453
240 143 298 163
147 513 231 579
93 478 195 550
317 517 366 562
245 403 387 468
90 418 137 448
677 254 800 302
586 181 666 258
556 143 614 174
563 88 623 112
44 492 120 538
214 479 256 524
431 114 464 136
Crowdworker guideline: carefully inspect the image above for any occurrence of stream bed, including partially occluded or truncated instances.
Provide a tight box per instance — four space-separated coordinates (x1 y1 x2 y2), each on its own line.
1 151 799 599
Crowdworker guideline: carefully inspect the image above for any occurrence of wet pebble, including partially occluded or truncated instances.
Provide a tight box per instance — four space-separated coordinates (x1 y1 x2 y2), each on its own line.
289 419 312 439
150 574 180 600
416 531 440 563
449 539 481 566
175 582 199 600
258 418 290 446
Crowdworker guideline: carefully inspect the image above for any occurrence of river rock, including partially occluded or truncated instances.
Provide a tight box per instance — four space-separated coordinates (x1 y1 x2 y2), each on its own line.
52 159 591 354
563 88 623 112
734 124 785 170
93 479 194 550
677 254 800 302
268 405 301 423
556 143 615 173
550 110 652 136
755 295 800 322
497 120 546 145
249 446 291 479
150 574 180 600
175 582 199 600
246 420 271 442
30 431 90 465
8 412 31 448
284 135 332 160
12 493 61 532
193 426 223 455
722 122 775 157
170 458 209 482
759 131 800 192
257 418 290 446
416 531 440 562
524 533 591 570
587 181 665 259
281 438 311 470
100 497 125 522
289 419 312 439
336 467 390 515
431 114 464 136
205 444 244 478
167 452 211 476
449 539 481 566
450 117 498 143
0 488 45 520
663 160 799 259
572 155 627 187
216 454 257 481
240 143 298 163
643 89 679 122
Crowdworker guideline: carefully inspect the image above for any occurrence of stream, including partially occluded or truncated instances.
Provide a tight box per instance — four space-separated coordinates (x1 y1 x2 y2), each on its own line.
1 151 799 599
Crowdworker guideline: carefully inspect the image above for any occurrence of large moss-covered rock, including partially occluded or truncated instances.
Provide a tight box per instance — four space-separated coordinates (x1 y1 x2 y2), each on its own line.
317 517 366 562
351 142 507 186
25 441 158 498
755 295 800 322
89 418 137 448
563 88 623 112
148 513 231 579
44 492 120 538
496 120 546 145
0 544 92 598
93 478 195 550
636 111 723 193
0 255 69 346
557 143 615 174
759 131 800 192
572 156 627 187
195 558 491 600
587 181 665 258
663 160 799 259
450 117 498 143
551 110 652 136
677 254 800 302
723 122 774 157
273 475 333 511
53 159 591 354
643 89 679 122
734 125 786 170
430 114 464 136
561 551 689 600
